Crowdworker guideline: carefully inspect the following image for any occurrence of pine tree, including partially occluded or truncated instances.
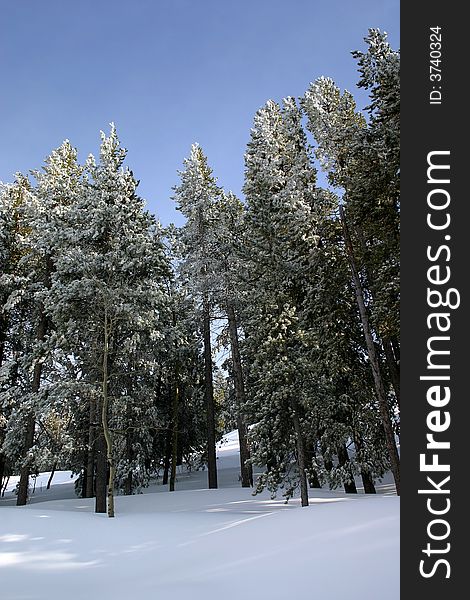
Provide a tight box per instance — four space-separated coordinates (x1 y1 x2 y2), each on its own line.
241 97 324 506
208 191 253 487
46 125 170 515
0 144 85 506
173 144 222 489
301 30 400 493
0 180 28 492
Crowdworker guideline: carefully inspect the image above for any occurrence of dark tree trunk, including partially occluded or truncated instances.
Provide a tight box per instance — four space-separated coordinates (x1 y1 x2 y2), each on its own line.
337 443 357 494
202 295 217 489
382 336 400 411
46 462 56 490
17 322 45 506
236 414 253 487
95 425 107 514
340 206 400 495
0 310 7 375
354 225 401 412
0 454 6 495
353 430 376 494
82 465 88 499
169 374 179 493
361 471 376 494
16 414 35 505
291 403 309 507
162 427 171 485
2 475 10 497
101 313 115 518
124 401 133 496
124 472 132 496
226 302 252 487
85 399 96 498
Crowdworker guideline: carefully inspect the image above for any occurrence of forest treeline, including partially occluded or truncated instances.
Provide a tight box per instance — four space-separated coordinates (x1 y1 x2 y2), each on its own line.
0 30 399 516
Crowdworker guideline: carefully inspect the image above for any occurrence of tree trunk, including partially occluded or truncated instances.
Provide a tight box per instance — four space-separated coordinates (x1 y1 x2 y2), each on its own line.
340 206 400 495
382 336 400 411
361 471 376 494
124 400 133 496
2 475 10 497
0 453 6 496
85 398 96 498
202 295 217 489
101 309 115 517
16 414 35 505
337 443 357 494
352 430 376 494
95 428 107 513
226 302 252 487
291 403 309 507
17 313 47 506
354 224 401 411
169 373 179 492
46 462 56 490
162 428 171 485
0 313 6 489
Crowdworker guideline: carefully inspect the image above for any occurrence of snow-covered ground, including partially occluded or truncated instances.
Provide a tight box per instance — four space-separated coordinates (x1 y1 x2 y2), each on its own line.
0 431 399 600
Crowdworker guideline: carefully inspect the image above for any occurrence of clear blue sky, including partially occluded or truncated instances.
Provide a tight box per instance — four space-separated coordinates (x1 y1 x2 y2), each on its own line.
0 0 399 226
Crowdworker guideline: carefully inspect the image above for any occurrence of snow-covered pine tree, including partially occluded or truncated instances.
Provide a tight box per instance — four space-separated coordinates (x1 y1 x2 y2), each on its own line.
0 143 85 506
173 144 222 489
46 125 170 516
301 30 400 493
302 207 390 493
208 191 253 487
241 97 324 506
0 180 29 492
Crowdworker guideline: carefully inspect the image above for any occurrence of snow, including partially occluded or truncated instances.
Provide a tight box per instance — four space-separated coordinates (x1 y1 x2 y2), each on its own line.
1 431 399 600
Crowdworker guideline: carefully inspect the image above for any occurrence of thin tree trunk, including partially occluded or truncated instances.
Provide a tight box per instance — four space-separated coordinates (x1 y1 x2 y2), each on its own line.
340 206 400 495
202 295 217 489
226 302 252 487
95 426 107 513
382 336 400 411
236 414 253 487
0 313 6 487
0 454 5 495
354 224 401 410
85 398 96 498
291 403 309 507
169 376 179 492
352 430 376 494
101 309 115 517
17 316 46 506
124 400 133 496
16 416 35 506
2 475 10 497
162 427 171 485
46 462 56 490
337 443 357 494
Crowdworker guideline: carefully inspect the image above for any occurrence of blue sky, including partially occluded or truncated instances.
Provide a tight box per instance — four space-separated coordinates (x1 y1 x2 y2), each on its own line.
0 0 399 226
